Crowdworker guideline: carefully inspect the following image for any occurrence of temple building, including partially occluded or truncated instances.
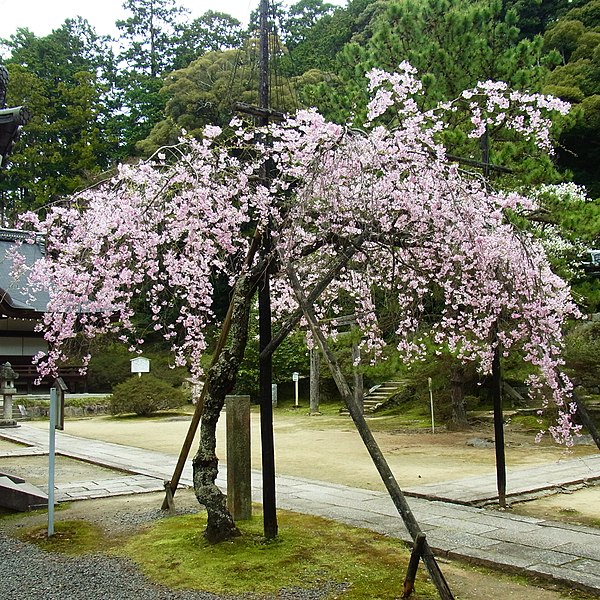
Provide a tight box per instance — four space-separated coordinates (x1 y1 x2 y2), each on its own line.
0 228 85 393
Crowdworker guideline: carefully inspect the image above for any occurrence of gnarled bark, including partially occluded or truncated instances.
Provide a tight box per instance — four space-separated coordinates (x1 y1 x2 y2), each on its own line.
192 268 261 543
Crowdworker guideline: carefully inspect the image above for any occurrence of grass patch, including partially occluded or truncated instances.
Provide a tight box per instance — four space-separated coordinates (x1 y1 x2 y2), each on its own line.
509 415 547 431
274 397 345 416
0 502 71 521
118 509 437 599
19 519 107 554
367 403 433 432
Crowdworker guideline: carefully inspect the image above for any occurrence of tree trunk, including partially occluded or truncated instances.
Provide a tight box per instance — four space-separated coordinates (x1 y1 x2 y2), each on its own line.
573 391 600 451
449 364 469 430
192 269 261 543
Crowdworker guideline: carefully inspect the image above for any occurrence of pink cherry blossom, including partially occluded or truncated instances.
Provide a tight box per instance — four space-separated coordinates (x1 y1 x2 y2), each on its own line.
16 65 579 444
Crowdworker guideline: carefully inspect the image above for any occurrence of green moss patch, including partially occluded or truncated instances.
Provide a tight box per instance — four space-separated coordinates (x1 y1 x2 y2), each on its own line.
20 519 107 554
118 509 437 599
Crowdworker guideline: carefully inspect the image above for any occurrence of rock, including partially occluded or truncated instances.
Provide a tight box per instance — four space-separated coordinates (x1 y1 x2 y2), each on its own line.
466 437 495 448
571 434 595 446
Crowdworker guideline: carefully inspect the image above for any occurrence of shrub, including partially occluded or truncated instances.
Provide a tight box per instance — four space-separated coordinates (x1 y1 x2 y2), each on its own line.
87 342 131 392
86 339 190 393
564 321 600 389
109 375 187 416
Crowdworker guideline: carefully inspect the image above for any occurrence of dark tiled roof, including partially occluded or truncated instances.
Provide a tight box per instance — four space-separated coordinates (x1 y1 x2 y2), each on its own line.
0 229 48 317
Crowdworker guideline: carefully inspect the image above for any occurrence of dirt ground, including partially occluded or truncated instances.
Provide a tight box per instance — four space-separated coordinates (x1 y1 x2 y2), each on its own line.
21 410 598 488
21 409 600 519
1 410 598 600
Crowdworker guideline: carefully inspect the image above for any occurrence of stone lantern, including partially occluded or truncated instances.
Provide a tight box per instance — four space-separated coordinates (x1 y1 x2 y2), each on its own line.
0 362 19 428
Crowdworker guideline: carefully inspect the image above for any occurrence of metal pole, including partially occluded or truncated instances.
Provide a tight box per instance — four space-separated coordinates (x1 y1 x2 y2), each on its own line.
48 387 57 537
428 377 435 434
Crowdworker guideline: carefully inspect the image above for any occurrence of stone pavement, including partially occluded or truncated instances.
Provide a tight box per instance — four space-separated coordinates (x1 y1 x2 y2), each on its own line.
404 453 600 505
1 424 599 595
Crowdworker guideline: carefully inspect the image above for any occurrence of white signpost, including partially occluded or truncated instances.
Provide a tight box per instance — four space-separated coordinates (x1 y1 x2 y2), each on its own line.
130 356 150 377
428 377 435 434
292 372 299 407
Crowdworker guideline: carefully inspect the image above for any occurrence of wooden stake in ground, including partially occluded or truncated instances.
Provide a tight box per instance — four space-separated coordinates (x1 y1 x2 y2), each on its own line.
282 256 454 600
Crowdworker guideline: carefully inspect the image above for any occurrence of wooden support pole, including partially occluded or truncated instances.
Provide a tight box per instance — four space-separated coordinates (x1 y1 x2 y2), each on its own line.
403 533 426 599
282 255 454 600
233 102 284 122
161 231 261 510
492 340 507 508
310 348 320 414
259 267 278 538
261 233 367 361
352 342 363 413
256 0 278 540
163 480 175 512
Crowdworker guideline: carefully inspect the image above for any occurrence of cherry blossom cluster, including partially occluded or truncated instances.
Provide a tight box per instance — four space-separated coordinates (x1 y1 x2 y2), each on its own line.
365 64 570 154
16 64 580 444
460 81 570 152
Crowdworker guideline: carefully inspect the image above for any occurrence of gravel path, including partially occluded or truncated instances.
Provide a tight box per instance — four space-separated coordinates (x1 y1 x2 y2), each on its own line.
1 533 228 600
0 496 348 600
0 533 349 600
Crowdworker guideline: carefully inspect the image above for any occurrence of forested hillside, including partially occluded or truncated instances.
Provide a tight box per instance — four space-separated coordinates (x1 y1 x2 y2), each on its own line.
1 0 598 304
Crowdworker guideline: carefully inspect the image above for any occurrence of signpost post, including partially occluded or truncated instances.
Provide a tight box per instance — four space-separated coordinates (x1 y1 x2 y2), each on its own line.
48 387 57 537
292 371 299 408
428 377 435 434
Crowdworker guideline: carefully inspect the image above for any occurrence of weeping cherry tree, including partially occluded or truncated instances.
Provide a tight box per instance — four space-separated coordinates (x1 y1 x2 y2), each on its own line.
14 62 579 543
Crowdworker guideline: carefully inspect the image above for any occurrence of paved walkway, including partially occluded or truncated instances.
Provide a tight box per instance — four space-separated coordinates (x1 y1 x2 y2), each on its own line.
405 453 600 505
1 424 599 595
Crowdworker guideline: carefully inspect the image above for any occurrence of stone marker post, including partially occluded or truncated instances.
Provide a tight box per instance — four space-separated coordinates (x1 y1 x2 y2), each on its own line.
226 395 252 520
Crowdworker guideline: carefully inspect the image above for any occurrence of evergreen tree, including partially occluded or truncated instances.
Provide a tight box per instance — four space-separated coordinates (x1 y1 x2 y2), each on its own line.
307 0 563 186
284 0 380 76
115 0 188 154
0 19 115 220
116 0 187 77
137 41 298 156
544 0 600 196
172 11 246 70
502 0 587 38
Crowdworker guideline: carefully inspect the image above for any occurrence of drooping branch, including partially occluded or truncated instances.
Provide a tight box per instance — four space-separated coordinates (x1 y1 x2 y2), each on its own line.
163 228 263 508
261 232 368 359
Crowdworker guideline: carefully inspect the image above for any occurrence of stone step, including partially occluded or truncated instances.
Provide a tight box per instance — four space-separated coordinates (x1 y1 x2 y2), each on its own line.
0 402 28 421
340 380 406 415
